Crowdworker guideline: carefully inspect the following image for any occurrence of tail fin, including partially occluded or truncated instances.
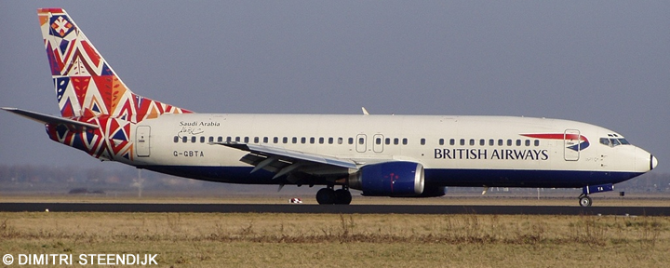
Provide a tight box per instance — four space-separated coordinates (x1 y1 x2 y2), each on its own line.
38 8 191 122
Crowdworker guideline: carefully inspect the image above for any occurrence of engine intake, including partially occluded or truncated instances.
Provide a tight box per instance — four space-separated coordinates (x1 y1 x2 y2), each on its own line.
348 162 425 197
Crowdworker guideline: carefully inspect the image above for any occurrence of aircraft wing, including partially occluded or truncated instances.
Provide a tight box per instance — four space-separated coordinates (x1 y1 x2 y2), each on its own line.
213 142 358 179
2 107 98 130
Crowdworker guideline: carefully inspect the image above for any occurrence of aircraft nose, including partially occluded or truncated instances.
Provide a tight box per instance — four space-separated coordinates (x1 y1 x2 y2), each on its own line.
651 155 658 170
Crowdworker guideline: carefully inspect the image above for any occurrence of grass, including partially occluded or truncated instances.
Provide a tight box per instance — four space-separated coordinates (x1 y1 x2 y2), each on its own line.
1 212 669 267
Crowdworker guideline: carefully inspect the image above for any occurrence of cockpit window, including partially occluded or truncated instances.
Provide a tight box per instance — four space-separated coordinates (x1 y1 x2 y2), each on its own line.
599 138 610 146
600 136 631 147
610 138 621 146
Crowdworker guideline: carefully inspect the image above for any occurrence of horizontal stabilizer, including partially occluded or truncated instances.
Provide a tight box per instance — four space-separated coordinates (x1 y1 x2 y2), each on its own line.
2 107 98 130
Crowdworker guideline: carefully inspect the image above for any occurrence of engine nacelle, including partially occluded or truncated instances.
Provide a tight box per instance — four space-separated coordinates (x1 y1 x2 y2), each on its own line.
348 162 425 197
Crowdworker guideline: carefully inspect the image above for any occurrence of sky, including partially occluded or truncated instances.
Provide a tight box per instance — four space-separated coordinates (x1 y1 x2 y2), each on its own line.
1 1 669 174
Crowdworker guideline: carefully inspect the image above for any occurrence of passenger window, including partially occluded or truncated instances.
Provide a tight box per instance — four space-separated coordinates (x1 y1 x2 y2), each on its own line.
282 137 288 144
359 138 365 145
338 137 343 144
402 138 408 145
489 139 494 146
310 137 315 144
507 139 512 146
534 140 539 146
191 137 197 143
263 137 268 143
394 138 399 145
292 137 297 144
173 136 179 143
301 137 306 144
450 139 455 145
227 136 232 142
319 137 324 144
235 137 241 142
273 137 278 143
182 137 188 143
469 139 475 146
516 139 521 146
254 137 259 143
480 139 485 146
498 139 503 146
348 137 354 144
420 138 425 145
328 137 334 144
386 138 391 145
525 140 530 146
376 138 382 145
244 137 249 143
460 139 465 146
439 139 444 145
218 137 223 142
209 136 214 143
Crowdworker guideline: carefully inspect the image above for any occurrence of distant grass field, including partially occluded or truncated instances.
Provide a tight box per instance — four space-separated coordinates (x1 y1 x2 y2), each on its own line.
1 212 669 267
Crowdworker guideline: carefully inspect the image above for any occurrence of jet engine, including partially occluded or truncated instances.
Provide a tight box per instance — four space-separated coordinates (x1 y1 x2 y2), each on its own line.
348 162 425 197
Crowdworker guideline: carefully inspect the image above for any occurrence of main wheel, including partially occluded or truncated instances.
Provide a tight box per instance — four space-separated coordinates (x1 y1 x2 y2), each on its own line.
334 189 352 205
579 196 592 207
316 188 336 205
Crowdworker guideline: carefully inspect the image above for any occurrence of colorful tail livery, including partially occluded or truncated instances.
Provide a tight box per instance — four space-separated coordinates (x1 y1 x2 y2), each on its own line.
4 9 191 162
2 8 658 207
38 8 191 121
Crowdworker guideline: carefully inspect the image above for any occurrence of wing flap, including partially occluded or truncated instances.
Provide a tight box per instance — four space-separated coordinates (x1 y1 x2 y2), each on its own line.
220 142 358 170
213 142 358 178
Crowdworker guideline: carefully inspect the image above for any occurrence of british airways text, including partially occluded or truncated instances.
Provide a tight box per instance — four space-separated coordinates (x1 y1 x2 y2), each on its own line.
434 148 549 160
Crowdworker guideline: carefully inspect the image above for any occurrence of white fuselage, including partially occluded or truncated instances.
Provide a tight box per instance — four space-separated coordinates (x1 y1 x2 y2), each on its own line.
121 113 655 188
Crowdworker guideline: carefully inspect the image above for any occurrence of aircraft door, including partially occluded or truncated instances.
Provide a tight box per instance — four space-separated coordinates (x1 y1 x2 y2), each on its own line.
373 134 384 153
355 134 367 153
564 129 580 161
136 126 151 157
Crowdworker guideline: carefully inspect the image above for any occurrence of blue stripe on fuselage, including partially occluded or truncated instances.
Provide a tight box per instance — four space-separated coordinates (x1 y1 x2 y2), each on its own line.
423 169 641 188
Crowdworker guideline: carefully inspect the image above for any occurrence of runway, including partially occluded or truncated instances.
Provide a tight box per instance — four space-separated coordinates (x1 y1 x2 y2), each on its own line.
1 203 668 215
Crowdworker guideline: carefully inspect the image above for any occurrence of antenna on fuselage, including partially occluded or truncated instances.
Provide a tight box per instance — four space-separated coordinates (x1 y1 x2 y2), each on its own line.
362 107 370 115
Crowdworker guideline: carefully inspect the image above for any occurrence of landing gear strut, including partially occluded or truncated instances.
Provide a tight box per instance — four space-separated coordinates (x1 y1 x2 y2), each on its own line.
316 185 352 205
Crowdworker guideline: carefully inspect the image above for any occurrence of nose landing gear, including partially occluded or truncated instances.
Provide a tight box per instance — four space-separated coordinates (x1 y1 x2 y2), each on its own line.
578 183 614 207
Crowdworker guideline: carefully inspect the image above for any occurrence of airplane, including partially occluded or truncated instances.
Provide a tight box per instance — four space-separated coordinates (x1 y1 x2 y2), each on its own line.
2 8 658 207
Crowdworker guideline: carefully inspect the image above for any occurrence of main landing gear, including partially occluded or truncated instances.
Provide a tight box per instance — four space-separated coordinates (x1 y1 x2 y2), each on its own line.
316 185 352 205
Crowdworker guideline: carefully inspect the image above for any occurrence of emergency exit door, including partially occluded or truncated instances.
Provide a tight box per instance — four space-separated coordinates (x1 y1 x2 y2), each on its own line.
136 126 151 157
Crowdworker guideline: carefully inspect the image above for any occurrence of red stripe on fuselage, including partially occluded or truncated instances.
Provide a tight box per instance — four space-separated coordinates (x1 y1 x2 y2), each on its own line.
520 133 588 142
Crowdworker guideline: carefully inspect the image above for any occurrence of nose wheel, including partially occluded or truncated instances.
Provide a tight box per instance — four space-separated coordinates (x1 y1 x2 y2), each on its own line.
578 194 592 207
316 186 352 205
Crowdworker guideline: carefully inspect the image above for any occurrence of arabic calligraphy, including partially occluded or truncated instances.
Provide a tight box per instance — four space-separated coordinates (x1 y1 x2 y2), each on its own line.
177 127 203 137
